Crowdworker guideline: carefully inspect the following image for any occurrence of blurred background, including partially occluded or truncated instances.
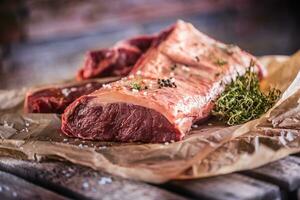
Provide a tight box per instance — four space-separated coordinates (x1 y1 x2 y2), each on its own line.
0 0 299 89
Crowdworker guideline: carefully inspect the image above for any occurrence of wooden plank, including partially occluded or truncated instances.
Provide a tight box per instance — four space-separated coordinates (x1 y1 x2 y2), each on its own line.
168 174 281 200
243 156 300 191
0 158 186 200
0 170 67 200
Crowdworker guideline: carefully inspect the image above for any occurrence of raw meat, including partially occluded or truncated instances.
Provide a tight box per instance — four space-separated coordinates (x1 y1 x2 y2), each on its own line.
62 20 263 143
25 77 119 114
77 35 155 80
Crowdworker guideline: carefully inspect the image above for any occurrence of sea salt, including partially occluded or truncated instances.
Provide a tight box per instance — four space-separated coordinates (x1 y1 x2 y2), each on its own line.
102 84 112 89
86 83 92 88
129 75 134 79
61 88 71 96
279 131 287 146
3 120 13 128
164 142 169 145
192 124 198 128
24 121 30 127
63 139 68 142
286 131 295 142
12 191 17 197
136 70 142 75
132 89 139 93
70 87 77 92
82 182 89 189
98 177 112 185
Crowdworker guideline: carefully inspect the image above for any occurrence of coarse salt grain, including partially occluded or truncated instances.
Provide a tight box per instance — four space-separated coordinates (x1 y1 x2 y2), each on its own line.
136 70 142 75
129 75 134 79
286 131 295 142
3 120 14 128
82 182 89 189
86 83 92 88
132 89 139 93
98 177 112 185
61 88 71 96
279 131 287 146
70 87 77 92
102 84 112 89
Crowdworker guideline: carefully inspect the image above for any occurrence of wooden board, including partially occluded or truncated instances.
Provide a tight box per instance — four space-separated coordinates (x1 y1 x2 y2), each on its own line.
0 170 67 200
168 173 281 200
244 156 300 191
0 158 186 200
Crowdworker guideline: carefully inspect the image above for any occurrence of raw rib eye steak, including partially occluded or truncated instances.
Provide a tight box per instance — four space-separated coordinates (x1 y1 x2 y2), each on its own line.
62 20 263 143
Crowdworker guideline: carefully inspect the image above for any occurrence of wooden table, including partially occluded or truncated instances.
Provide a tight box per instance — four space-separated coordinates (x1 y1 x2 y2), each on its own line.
1 155 300 199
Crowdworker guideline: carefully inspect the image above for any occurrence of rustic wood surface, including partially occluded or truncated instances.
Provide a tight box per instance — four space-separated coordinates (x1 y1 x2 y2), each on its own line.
168 173 281 200
0 170 67 200
243 156 300 192
0 158 185 200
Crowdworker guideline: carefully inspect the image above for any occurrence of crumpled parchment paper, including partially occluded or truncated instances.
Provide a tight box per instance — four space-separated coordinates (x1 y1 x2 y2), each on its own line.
0 52 300 183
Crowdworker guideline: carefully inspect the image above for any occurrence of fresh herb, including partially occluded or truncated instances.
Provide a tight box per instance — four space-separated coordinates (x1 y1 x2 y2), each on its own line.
214 58 227 66
157 78 177 88
129 81 147 91
212 66 281 125
130 82 141 91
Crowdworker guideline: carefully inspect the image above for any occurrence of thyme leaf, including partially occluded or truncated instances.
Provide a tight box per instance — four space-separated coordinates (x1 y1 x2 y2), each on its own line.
212 67 281 125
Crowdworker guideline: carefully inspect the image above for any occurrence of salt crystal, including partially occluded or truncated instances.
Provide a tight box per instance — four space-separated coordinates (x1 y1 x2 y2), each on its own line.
132 89 139 93
102 84 112 89
136 70 142 75
12 192 17 197
3 120 14 128
99 146 107 149
286 131 295 142
182 66 190 72
170 140 175 143
279 131 287 146
143 91 148 96
63 139 68 142
78 144 83 148
170 77 175 83
61 88 71 96
192 124 198 128
98 177 112 185
70 87 77 92
164 142 169 145
24 121 30 127
129 75 134 79
208 123 213 126
86 83 92 88
82 182 89 189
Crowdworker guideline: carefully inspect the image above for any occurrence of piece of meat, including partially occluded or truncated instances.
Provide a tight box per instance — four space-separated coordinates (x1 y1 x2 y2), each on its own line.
62 20 263 143
77 35 155 80
24 77 119 114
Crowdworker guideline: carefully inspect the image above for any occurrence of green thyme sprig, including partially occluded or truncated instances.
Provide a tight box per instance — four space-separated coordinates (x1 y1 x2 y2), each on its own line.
129 81 148 91
212 67 281 125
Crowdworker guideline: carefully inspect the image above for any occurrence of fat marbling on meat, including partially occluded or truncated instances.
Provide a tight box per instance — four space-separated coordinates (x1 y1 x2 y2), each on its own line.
61 20 263 143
